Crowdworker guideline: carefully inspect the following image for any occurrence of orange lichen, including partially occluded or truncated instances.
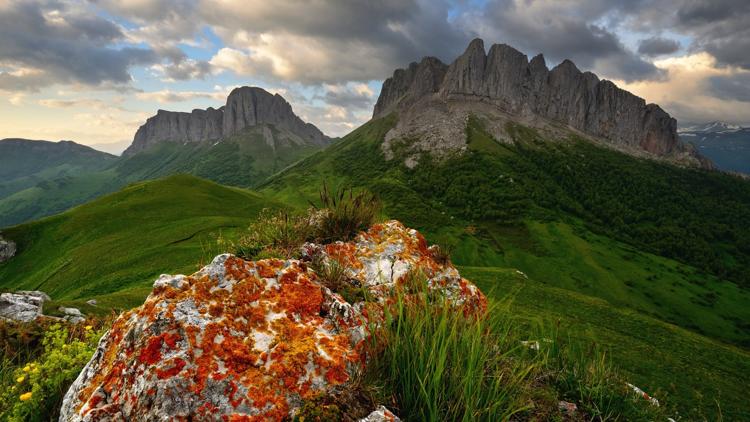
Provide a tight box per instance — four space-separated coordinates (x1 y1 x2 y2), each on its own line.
67 221 487 420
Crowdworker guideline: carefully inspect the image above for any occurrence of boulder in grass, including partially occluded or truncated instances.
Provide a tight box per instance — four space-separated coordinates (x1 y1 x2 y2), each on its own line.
59 221 486 421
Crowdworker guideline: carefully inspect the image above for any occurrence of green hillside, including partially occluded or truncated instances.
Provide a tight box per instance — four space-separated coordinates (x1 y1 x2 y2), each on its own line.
0 139 115 197
0 174 279 309
0 127 325 228
260 115 750 348
462 266 750 421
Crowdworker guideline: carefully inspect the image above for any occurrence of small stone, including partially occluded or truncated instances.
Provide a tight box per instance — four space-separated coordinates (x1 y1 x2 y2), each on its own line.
86 299 97 306
0 236 16 262
359 405 400 422
558 400 577 416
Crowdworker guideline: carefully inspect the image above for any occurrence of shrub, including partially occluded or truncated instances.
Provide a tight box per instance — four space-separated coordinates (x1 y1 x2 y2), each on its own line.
0 321 107 422
314 184 381 242
230 208 317 260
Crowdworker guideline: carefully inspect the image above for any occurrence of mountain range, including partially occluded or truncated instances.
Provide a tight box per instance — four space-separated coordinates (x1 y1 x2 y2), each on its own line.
679 121 750 175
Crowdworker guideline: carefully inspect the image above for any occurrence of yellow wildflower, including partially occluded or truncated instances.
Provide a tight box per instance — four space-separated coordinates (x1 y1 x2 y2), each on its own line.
19 392 32 401
16 376 25 383
22 365 30 372
85 325 93 331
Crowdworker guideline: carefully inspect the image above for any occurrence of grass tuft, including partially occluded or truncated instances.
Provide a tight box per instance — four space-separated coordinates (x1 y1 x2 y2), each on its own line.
364 283 671 421
314 183 381 242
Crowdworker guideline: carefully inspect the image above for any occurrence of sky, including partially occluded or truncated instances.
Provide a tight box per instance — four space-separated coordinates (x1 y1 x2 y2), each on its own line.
1 0 749 154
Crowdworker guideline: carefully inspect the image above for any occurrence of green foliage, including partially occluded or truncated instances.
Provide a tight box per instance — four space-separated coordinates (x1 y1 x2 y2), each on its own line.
0 322 106 422
314 184 381 242
228 208 317 260
308 254 365 303
365 281 669 421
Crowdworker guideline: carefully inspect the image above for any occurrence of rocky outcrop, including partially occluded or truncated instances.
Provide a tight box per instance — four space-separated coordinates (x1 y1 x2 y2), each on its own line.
0 291 50 322
60 221 485 421
374 38 701 162
123 87 330 155
0 236 15 262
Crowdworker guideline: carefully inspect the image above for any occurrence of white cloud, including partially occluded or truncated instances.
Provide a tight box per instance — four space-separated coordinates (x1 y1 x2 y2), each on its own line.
615 53 750 124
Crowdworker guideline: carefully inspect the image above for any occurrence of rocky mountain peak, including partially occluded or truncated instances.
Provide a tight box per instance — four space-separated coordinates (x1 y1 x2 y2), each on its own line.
123 86 329 156
373 38 708 166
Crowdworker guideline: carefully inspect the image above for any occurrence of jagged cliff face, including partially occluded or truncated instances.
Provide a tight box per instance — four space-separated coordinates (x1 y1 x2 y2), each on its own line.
124 87 329 155
374 39 699 162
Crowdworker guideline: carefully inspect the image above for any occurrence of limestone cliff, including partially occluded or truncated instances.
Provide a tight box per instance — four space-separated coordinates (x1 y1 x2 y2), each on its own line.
123 87 329 155
374 38 708 165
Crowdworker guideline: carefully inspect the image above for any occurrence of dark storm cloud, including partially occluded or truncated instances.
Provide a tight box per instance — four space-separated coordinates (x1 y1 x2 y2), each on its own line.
319 86 375 110
638 37 681 56
459 0 664 82
709 73 750 102
0 0 157 91
674 0 750 70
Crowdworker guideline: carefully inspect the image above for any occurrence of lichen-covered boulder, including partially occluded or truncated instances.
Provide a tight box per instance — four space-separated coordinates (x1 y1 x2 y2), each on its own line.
60 221 486 421
306 220 487 313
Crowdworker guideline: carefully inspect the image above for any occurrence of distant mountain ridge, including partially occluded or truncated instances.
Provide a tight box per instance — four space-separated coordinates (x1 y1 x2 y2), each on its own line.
374 38 708 167
124 86 330 155
679 121 746 134
679 121 750 174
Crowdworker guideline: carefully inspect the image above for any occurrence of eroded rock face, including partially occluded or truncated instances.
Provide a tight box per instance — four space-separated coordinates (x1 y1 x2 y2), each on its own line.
0 291 50 322
0 236 16 262
123 87 329 155
60 221 486 421
373 38 706 165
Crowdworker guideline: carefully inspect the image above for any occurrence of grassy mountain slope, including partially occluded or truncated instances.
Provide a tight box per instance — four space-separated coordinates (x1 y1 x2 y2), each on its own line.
261 115 750 347
0 175 279 309
0 139 116 202
462 266 750 421
0 171 746 418
0 127 325 229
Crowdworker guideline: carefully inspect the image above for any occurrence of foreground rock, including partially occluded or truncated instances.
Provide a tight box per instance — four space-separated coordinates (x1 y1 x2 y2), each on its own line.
0 291 50 322
60 221 486 421
0 236 16 262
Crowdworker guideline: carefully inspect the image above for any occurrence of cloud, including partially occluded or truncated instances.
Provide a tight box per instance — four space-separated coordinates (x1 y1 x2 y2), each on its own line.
320 83 375 110
616 53 750 125
38 98 109 108
709 73 750 103
201 0 469 84
458 0 663 82
638 36 681 56
135 89 227 104
0 0 158 92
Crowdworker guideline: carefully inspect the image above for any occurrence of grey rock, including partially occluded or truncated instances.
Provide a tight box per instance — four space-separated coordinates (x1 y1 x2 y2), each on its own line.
86 299 97 306
373 38 707 165
123 86 329 155
59 307 85 324
0 236 16 262
0 291 49 322
359 405 400 421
